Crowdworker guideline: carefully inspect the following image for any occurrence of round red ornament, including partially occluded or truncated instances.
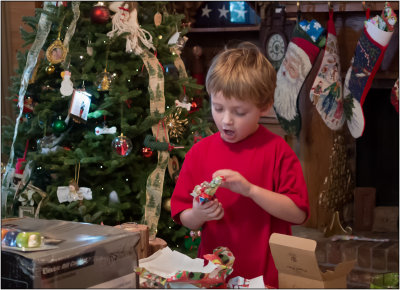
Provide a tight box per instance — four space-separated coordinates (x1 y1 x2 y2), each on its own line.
142 147 153 158
90 4 110 24
112 134 132 156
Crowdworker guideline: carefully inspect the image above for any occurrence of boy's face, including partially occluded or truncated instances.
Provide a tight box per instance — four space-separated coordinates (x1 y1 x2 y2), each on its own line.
211 92 268 143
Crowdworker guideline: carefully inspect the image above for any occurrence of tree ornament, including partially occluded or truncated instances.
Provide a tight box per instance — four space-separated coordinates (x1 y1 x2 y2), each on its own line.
143 134 184 152
154 12 162 26
90 2 110 24
189 101 199 113
95 125 117 136
68 89 92 124
175 99 191 111
46 65 55 74
168 31 188 56
96 69 113 91
60 70 74 97
193 131 203 144
109 190 120 205
23 97 34 113
57 164 92 204
107 2 155 55
167 155 180 182
142 147 153 158
15 140 29 175
52 116 67 134
163 198 171 212
86 39 93 56
112 133 132 156
184 230 201 250
165 109 189 140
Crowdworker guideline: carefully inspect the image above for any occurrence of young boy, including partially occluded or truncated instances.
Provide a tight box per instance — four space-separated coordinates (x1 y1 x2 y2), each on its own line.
171 42 309 288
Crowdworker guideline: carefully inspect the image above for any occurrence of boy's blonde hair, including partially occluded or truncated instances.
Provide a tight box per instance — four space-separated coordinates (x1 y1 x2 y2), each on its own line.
206 42 276 110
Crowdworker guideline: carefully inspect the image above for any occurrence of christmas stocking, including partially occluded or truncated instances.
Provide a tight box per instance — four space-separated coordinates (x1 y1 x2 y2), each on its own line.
310 10 345 130
391 78 399 113
344 2 397 138
274 19 325 136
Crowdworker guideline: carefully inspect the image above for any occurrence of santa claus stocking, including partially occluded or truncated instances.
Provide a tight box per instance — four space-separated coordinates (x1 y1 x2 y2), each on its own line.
344 2 397 138
310 10 345 130
274 20 325 136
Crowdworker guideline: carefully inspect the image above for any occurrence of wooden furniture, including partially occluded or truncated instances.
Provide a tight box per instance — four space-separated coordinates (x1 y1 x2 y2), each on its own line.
115 223 168 259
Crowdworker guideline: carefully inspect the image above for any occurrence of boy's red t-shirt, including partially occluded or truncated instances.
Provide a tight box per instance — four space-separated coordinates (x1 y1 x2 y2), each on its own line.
171 125 309 288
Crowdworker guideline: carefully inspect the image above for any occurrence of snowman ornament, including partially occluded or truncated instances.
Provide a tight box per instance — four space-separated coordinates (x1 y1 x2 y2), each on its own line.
60 71 74 97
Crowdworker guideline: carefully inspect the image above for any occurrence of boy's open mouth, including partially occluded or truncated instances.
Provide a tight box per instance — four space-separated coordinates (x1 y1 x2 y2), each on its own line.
223 129 235 136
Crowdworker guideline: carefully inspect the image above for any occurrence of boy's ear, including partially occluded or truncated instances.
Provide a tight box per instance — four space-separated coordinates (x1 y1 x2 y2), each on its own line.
260 103 273 116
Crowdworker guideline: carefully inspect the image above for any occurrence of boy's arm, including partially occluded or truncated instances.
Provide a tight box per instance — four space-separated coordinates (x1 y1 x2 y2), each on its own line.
213 169 307 224
247 185 307 224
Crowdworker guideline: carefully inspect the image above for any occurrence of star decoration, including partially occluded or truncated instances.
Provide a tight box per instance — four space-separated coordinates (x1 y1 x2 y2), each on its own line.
201 5 212 18
165 108 189 141
218 5 229 19
235 8 248 19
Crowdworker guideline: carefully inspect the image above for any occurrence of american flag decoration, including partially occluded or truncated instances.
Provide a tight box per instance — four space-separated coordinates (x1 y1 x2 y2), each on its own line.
194 1 260 28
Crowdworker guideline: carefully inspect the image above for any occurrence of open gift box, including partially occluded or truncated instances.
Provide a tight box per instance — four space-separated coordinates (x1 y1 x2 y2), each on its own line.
269 233 355 288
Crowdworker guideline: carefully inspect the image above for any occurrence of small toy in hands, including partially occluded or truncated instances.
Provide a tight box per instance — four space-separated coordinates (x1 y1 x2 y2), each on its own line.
190 176 225 204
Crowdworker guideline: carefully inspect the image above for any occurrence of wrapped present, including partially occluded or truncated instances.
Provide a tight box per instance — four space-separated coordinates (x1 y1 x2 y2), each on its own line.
190 176 225 204
136 246 235 288
299 19 325 43
381 1 397 32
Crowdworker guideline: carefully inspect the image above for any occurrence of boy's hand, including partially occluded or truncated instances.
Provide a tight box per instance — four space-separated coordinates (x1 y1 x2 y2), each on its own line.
192 198 224 223
213 169 252 197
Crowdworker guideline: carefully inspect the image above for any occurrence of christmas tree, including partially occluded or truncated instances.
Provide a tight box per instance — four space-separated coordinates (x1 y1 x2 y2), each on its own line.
1 1 213 255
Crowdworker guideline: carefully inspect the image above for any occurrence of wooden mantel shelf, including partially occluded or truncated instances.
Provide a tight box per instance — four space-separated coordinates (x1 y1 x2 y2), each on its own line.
284 1 399 13
189 25 260 33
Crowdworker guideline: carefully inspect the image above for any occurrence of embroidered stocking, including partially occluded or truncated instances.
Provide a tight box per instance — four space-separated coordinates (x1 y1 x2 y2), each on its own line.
310 10 345 130
344 3 397 138
274 20 324 136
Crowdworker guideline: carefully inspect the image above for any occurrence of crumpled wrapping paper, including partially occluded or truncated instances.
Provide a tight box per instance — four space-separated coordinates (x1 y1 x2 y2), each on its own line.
136 246 267 288
136 246 233 288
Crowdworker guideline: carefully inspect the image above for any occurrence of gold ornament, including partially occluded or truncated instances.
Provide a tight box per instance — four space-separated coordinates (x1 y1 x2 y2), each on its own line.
46 65 55 74
46 38 67 65
97 69 112 91
163 198 171 212
165 108 188 140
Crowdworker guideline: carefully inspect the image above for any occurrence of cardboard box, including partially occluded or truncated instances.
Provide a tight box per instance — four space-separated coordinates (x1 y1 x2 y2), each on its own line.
1 217 140 288
269 233 355 289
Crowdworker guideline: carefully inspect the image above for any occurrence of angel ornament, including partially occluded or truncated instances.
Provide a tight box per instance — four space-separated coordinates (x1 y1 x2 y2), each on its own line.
57 179 92 203
107 1 155 55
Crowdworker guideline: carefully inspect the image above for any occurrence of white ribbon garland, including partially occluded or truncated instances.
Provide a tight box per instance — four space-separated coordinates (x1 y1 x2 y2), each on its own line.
61 1 80 67
2 2 54 189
